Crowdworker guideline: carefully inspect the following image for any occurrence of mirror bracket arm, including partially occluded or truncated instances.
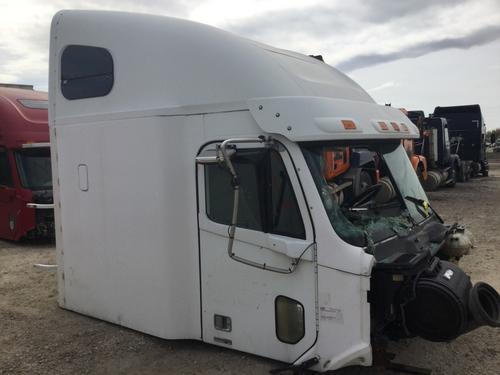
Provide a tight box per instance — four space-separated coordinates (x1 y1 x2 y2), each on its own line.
218 137 299 273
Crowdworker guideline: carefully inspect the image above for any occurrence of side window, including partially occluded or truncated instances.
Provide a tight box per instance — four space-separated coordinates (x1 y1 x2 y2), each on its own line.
269 151 305 238
0 149 13 187
205 148 305 239
205 149 265 232
61 45 114 100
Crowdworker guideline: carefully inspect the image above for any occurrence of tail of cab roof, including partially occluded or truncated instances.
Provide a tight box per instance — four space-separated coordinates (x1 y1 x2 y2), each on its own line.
0 85 48 147
49 10 417 141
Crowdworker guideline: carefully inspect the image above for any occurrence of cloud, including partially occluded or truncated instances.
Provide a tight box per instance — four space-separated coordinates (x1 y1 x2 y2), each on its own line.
50 0 197 17
226 5 353 39
0 0 198 88
368 81 398 93
219 0 499 71
1 0 499 96
224 0 471 40
0 46 22 62
360 0 469 23
337 24 500 72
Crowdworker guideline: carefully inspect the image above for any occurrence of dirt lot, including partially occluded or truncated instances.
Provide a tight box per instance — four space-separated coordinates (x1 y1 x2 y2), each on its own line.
1 155 499 375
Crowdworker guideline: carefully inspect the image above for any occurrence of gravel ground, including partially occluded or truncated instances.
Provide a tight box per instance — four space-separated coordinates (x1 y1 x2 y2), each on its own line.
1 155 499 375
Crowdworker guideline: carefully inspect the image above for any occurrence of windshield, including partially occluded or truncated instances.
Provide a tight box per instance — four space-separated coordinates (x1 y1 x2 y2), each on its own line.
301 142 430 251
15 148 52 190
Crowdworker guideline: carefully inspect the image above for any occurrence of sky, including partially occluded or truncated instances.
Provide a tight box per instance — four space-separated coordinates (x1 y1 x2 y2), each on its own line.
1 0 499 128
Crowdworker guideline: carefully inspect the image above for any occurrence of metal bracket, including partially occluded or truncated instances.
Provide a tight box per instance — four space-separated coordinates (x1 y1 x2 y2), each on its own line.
373 336 432 375
26 203 54 209
269 356 319 374
219 137 300 274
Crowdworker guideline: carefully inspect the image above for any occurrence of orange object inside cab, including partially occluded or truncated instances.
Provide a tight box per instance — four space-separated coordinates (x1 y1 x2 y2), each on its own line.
323 147 350 180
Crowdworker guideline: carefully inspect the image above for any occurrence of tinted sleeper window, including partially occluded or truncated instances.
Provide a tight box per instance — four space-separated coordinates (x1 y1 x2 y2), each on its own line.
61 45 114 100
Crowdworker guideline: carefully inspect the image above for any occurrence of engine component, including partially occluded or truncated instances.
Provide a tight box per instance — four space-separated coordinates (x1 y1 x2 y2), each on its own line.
443 225 473 259
404 260 500 342
375 176 395 204
469 282 500 328
327 182 346 205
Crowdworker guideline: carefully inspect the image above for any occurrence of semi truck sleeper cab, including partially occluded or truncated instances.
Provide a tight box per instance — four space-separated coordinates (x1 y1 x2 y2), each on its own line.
49 11 499 372
0 84 54 240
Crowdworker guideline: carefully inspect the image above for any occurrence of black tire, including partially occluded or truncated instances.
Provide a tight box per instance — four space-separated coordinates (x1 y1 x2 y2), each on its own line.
471 162 480 178
422 171 440 191
446 166 458 187
465 166 471 181
481 161 489 177
458 163 466 183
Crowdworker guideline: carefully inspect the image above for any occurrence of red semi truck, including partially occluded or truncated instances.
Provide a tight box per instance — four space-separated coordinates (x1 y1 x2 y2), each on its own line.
0 84 54 240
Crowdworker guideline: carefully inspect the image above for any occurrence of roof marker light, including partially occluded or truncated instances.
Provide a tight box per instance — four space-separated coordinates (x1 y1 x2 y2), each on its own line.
378 121 389 131
341 120 357 130
390 122 400 131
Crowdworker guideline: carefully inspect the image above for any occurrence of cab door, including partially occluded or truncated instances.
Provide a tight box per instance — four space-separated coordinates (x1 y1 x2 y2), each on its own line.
0 148 18 239
197 141 317 364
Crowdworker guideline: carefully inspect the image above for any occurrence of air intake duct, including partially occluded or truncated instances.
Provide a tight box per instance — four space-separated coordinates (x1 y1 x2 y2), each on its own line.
403 260 500 342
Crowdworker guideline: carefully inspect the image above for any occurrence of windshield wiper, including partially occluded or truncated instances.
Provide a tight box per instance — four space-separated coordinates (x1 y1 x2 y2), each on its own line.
405 196 443 222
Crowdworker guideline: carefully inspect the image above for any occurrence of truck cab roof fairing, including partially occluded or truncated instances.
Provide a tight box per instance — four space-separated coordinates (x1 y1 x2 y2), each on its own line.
248 97 419 141
50 10 375 122
0 87 49 147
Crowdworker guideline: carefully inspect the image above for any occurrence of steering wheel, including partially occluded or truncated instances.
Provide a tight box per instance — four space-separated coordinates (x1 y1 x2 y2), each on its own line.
351 183 382 208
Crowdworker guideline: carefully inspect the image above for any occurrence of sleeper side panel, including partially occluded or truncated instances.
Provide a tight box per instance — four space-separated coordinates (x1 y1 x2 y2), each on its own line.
55 115 202 340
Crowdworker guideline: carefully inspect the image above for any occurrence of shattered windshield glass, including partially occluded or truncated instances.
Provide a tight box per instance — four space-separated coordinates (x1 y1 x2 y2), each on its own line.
301 142 430 251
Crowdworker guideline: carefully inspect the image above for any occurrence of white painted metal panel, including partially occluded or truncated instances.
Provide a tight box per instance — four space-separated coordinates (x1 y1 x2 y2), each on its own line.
199 231 317 362
248 97 418 142
49 11 371 122
314 266 372 371
197 143 317 363
54 115 203 339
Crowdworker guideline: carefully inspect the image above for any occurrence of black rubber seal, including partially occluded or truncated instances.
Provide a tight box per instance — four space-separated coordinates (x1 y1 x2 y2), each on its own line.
468 282 500 328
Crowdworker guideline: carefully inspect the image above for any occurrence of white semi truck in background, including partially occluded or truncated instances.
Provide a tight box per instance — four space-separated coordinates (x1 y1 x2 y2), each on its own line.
49 10 500 373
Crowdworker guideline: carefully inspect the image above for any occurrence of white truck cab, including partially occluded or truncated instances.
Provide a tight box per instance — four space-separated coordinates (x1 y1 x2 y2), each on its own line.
49 10 499 373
